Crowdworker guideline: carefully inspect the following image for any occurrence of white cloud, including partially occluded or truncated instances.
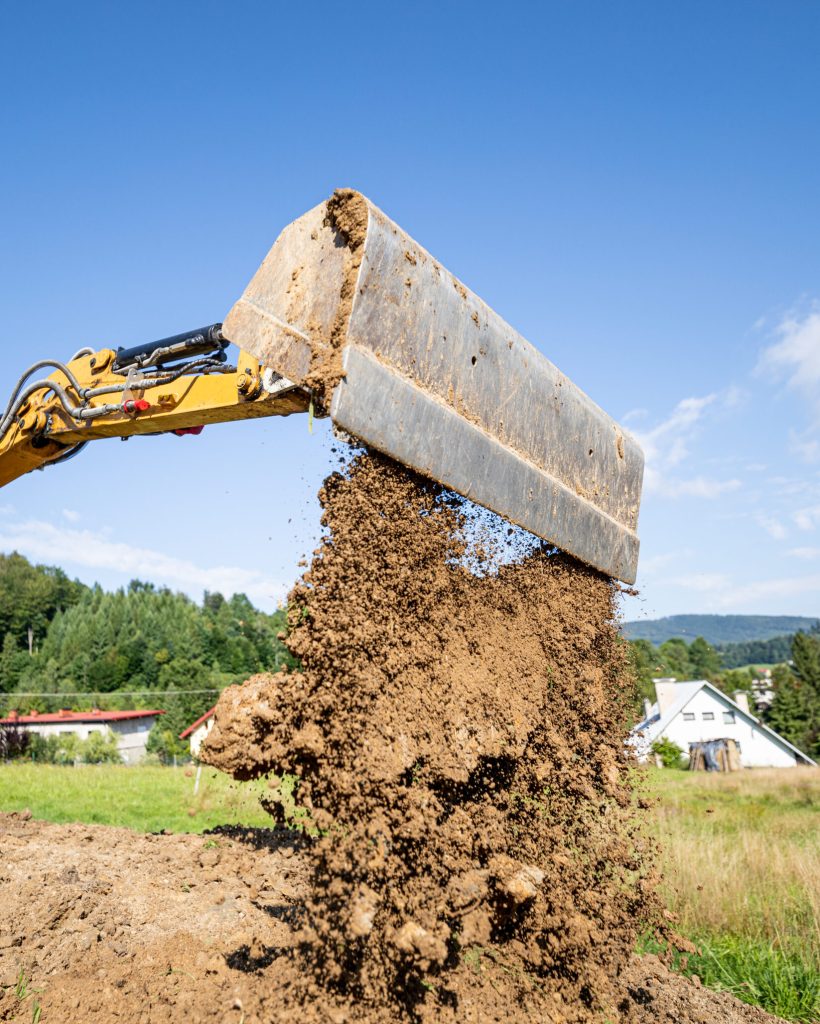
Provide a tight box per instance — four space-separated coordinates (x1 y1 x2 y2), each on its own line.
670 572 731 593
638 393 717 470
635 392 743 499
794 505 820 531
0 519 289 608
637 549 694 577
760 307 820 410
788 547 820 560
789 430 820 463
756 515 787 541
711 573 820 607
61 508 80 523
661 476 741 499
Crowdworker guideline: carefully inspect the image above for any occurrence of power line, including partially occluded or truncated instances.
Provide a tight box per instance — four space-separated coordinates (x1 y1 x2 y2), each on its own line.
6 689 223 698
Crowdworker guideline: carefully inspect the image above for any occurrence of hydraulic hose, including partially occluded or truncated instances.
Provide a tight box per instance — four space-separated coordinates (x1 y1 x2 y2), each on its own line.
0 378 87 442
0 359 87 424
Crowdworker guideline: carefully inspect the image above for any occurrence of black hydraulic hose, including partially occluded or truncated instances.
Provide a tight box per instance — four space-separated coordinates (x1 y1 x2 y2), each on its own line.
0 353 237 445
43 442 89 468
83 358 236 399
0 378 87 442
0 360 88 425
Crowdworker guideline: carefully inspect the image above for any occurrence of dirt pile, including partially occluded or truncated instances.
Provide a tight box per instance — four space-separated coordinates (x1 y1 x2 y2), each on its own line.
0 813 780 1024
201 451 659 1021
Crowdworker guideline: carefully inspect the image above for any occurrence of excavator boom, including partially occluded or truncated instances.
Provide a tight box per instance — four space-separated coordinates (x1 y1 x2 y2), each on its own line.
0 190 644 583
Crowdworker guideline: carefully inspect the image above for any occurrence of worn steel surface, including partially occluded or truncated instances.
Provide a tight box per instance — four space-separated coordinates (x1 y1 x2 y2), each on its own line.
224 191 644 582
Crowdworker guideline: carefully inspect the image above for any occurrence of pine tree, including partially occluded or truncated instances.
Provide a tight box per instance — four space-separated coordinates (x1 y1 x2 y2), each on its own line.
688 636 722 680
765 654 820 760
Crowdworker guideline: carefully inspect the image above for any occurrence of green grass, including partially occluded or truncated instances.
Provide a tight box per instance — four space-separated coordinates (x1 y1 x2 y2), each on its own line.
639 933 820 1023
0 762 273 833
641 766 820 1022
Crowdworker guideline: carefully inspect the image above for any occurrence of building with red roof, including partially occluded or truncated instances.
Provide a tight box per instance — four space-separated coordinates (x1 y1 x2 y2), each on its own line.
0 708 164 765
179 706 216 759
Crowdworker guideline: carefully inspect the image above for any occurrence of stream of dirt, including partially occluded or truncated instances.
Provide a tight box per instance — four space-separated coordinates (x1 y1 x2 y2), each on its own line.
0 450 784 1023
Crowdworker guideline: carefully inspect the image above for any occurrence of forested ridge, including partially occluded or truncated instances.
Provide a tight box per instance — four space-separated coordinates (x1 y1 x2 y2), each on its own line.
0 552 295 758
622 613 818 646
1 551 817 763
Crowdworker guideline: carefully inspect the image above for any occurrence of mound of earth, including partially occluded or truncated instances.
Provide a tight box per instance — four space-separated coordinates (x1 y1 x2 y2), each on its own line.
0 813 780 1023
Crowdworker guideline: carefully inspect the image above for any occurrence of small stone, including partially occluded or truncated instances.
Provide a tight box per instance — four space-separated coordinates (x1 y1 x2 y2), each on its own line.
199 848 221 869
392 921 448 965
460 909 492 945
349 886 379 937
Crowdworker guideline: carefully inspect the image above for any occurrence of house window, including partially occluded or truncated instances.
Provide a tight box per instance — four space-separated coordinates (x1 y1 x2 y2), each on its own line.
702 712 714 721
682 712 695 721
723 711 735 724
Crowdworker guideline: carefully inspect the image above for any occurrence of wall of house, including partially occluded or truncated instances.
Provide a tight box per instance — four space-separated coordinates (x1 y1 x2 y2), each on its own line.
188 718 214 759
18 718 156 765
109 719 155 765
662 689 800 768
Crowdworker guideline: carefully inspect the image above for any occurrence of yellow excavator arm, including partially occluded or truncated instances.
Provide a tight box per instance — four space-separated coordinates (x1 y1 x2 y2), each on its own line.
0 190 644 583
0 324 310 489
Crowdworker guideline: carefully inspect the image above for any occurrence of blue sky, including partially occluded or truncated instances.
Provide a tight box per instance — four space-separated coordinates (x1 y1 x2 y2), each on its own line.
0 0 818 620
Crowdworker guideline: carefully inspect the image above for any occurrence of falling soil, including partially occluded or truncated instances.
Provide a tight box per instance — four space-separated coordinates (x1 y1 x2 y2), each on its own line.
196 449 768 1023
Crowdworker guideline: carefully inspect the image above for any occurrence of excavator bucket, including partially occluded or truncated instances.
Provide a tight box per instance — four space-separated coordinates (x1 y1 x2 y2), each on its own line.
224 190 643 583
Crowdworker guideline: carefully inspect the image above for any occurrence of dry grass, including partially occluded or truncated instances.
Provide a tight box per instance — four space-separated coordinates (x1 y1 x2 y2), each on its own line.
643 766 819 956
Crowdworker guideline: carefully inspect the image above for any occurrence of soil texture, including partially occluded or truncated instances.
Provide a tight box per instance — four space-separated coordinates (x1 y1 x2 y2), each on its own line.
199 451 774 1022
0 813 780 1024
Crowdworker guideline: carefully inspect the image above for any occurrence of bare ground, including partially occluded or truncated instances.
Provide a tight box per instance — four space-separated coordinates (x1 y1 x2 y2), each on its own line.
0 813 782 1023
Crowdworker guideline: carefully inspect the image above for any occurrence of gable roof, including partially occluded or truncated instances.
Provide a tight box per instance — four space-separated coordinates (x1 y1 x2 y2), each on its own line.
632 680 816 766
179 706 216 740
0 709 163 725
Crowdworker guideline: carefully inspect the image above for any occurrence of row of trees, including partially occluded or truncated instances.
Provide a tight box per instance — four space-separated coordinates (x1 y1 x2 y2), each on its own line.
628 628 820 761
0 552 297 761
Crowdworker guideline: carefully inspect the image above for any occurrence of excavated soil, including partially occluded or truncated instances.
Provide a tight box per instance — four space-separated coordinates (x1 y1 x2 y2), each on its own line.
0 813 779 1024
0 451 787 1021
197 450 780 1023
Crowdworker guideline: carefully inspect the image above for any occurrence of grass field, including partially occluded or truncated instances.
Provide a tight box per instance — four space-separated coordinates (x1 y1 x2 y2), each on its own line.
0 761 273 833
640 766 819 1021
0 762 818 1019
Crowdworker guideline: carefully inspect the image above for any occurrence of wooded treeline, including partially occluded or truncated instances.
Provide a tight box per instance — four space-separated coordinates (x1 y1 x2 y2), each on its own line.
1 551 817 763
0 552 296 759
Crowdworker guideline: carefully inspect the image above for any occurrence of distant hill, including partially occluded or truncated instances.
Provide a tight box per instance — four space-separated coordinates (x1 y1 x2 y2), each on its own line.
621 614 818 646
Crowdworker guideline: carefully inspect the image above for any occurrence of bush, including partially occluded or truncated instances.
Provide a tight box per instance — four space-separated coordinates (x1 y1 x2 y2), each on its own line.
651 736 685 768
26 728 121 765
0 724 31 760
82 729 121 764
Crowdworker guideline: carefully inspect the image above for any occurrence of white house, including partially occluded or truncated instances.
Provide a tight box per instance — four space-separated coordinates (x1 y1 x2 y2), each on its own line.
0 708 164 765
631 679 816 768
179 706 216 759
